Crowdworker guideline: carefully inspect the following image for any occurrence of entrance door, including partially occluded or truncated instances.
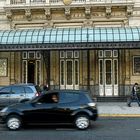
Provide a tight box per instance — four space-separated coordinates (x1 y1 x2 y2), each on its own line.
28 60 35 83
99 50 118 96
22 51 41 85
60 51 79 90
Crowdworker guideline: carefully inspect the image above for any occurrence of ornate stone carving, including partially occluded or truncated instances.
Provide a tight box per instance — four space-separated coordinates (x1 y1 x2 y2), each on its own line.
11 23 16 29
85 6 91 19
45 8 51 20
44 22 53 28
63 0 72 5
83 20 93 27
106 6 111 18
5 9 12 21
127 5 133 17
25 9 32 21
65 7 71 20
123 19 129 27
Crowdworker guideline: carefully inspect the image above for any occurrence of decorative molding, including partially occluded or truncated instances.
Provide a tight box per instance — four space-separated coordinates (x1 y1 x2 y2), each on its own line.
25 9 32 21
83 20 93 27
127 5 133 17
63 0 72 5
123 19 129 27
44 22 53 28
106 6 111 18
44 8 51 20
11 22 16 29
85 6 91 19
65 7 71 20
5 9 12 21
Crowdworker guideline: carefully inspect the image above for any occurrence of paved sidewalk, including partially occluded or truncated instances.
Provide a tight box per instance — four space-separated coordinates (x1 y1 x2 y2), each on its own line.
97 102 140 117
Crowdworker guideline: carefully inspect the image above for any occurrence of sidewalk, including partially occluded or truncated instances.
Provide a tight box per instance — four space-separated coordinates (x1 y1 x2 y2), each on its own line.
97 102 140 117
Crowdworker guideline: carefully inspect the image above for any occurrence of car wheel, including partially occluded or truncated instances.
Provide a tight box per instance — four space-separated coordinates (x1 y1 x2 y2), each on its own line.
6 115 22 130
74 115 90 130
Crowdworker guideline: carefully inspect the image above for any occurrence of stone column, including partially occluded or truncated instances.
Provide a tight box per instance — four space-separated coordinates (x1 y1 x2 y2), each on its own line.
10 52 16 84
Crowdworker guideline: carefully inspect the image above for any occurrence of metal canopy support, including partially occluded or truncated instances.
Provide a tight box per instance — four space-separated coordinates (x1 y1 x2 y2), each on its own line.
0 42 140 51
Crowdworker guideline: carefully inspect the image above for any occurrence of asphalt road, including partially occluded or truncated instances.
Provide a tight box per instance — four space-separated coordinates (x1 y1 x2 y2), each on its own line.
0 118 140 140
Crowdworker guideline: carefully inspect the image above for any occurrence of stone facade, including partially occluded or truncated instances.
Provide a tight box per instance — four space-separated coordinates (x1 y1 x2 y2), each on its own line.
0 0 140 97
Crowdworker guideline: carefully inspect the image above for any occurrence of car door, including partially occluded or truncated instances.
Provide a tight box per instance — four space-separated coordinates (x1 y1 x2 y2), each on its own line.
10 86 25 105
54 92 78 123
23 93 60 123
0 87 11 107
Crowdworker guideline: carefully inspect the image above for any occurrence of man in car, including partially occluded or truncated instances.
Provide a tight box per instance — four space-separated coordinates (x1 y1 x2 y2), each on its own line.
51 94 58 103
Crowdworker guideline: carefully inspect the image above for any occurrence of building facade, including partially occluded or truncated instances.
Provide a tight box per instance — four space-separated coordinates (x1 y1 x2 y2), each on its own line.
0 0 140 98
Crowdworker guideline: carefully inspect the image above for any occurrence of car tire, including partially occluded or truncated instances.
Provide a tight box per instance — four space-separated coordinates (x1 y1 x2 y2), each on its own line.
6 115 22 130
74 115 90 130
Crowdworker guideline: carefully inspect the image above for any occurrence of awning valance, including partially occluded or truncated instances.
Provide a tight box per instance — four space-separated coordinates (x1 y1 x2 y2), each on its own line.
0 27 140 51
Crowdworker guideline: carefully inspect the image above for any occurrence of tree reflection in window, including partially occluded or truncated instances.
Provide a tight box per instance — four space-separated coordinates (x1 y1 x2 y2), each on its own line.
0 59 7 76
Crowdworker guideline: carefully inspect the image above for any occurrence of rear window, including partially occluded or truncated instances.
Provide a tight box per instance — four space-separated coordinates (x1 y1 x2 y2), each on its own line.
25 87 34 93
59 92 80 103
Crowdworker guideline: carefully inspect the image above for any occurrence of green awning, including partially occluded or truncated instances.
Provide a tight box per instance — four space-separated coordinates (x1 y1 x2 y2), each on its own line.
0 27 140 51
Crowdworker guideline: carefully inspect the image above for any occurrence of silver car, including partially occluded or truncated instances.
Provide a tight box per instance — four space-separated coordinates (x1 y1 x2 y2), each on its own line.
0 83 41 109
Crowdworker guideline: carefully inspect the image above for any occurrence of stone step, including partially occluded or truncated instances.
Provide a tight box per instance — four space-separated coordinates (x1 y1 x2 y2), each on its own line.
96 96 127 102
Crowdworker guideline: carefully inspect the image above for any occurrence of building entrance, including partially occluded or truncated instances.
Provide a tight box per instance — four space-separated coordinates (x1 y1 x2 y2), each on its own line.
99 50 118 96
28 60 35 83
60 51 79 90
22 51 41 85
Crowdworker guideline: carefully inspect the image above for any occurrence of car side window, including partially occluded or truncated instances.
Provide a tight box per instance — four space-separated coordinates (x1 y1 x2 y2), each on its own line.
0 87 11 93
38 93 59 104
12 86 25 94
60 92 80 103
0 87 11 95
25 87 33 93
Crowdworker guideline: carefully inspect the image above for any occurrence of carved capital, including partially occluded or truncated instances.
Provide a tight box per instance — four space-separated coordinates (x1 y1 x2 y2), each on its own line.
65 7 71 20
5 9 12 21
25 9 32 21
127 6 133 17
85 6 91 19
106 6 111 18
45 8 51 20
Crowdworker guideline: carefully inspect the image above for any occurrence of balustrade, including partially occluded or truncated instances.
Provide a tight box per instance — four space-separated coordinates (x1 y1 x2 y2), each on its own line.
9 0 133 5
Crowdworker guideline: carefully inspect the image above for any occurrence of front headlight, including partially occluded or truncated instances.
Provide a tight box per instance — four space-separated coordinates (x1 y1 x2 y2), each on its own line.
88 102 96 107
0 107 8 113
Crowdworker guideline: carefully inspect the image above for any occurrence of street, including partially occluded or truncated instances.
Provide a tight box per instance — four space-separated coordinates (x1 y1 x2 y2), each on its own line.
0 118 140 140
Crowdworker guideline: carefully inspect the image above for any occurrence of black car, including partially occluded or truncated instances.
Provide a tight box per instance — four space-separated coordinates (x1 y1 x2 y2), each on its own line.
0 90 98 130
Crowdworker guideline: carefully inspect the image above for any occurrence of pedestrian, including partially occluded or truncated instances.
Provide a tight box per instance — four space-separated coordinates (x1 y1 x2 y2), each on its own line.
127 83 140 107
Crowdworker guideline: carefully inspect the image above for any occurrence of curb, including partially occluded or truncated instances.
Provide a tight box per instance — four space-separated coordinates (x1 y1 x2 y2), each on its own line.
99 114 140 117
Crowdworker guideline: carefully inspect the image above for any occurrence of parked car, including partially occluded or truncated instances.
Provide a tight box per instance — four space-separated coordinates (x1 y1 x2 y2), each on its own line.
0 90 98 130
0 83 41 109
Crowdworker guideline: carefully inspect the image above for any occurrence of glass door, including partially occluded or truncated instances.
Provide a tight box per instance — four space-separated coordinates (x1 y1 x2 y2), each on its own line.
99 50 118 96
60 51 79 90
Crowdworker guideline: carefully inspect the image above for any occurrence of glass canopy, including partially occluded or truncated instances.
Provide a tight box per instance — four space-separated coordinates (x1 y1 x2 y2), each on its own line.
0 27 140 45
